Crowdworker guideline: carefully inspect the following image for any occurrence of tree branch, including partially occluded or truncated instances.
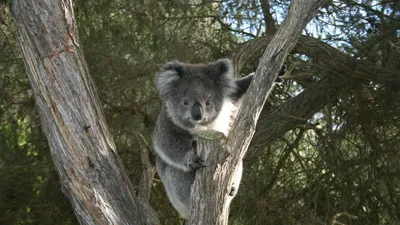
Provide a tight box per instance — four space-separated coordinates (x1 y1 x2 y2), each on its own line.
231 33 399 155
188 0 328 224
229 0 329 172
260 0 277 35
251 75 353 153
233 35 400 88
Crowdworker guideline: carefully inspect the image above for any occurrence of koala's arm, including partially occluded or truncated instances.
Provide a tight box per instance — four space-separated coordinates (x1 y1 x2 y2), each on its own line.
154 115 205 172
154 132 205 172
232 74 253 101
233 65 287 100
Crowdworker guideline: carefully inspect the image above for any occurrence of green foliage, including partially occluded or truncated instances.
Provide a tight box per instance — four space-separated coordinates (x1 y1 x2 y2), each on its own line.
1 0 399 224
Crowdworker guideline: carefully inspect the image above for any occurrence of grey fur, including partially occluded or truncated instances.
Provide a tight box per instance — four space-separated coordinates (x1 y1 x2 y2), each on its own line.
153 59 252 219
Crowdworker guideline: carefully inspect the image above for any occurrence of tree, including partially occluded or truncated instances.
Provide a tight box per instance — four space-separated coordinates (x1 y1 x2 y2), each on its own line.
2 0 399 224
10 0 327 224
11 0 158 224
188 0 328 224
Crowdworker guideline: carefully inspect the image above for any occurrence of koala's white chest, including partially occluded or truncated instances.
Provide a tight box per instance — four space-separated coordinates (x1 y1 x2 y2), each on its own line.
207 99 238 136
188 98 238 136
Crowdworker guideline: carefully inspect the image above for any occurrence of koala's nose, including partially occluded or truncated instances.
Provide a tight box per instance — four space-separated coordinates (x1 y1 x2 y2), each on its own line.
191 102 203 121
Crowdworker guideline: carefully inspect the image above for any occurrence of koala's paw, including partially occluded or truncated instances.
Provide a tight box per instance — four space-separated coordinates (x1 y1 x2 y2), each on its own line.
279 64 287 76
275 64 287 83
186 141 205 171
229 186 237 196
185 150 206 171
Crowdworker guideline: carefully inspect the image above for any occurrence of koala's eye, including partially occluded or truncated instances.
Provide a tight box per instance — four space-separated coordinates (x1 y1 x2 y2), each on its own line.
205 100 211 106
183 100 189 105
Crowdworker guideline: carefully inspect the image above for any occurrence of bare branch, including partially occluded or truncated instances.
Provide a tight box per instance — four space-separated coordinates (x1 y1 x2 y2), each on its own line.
260 0 277 35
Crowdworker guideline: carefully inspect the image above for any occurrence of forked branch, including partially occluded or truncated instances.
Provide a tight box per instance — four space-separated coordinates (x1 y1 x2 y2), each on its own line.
188 0 329 224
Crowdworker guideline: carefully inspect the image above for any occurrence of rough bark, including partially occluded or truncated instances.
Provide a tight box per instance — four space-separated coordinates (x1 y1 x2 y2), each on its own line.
188 0 329 224
11 1 158 224
188 131 232 225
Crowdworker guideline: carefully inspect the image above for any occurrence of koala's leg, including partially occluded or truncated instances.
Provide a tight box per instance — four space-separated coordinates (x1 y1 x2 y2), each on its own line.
156 158 195 219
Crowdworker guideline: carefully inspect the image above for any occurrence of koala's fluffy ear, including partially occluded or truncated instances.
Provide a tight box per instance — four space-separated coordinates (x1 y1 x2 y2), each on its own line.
163 60 184 74
213 59 234 79
156 61 184 97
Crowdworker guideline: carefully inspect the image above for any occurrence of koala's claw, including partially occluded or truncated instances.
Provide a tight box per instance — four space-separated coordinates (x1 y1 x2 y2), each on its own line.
275 64 287 84
229 186 237 196
279 64 287 76
275 77 284 83
186 151 206 171
189 159 206 171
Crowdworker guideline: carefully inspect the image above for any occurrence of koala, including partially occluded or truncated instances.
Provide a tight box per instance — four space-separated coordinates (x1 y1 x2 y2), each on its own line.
153 59 252 219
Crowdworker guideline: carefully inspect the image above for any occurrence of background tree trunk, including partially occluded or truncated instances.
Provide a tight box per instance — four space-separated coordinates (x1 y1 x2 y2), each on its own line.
11 0 158 224
188 0 329 224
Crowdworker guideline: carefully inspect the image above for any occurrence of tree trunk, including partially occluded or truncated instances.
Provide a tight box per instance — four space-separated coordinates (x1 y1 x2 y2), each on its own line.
188 131 234 225
188 0 329 224
11 1 158 224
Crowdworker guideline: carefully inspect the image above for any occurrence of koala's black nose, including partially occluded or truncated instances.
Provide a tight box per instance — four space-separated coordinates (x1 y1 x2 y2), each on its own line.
191 102 203 121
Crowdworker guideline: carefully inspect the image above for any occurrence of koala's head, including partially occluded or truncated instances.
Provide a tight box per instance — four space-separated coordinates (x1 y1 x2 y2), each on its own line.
156 59 236 131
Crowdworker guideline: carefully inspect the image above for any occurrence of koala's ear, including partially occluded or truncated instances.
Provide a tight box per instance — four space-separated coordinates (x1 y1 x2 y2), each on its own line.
209 59 236 96
155 61 184 97
163 60 184 75
213 59 234 79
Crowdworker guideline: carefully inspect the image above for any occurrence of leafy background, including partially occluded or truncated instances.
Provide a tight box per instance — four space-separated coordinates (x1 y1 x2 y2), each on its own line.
0 0 399 224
